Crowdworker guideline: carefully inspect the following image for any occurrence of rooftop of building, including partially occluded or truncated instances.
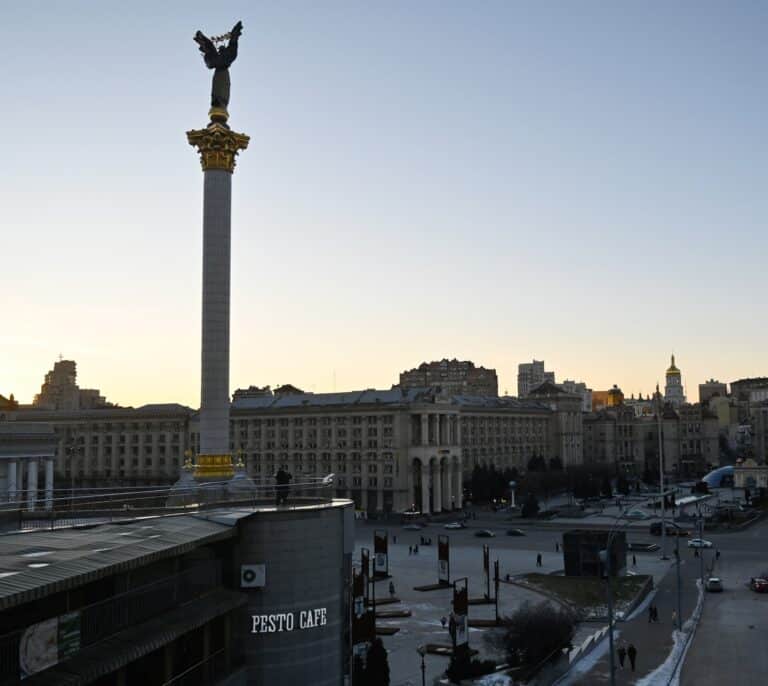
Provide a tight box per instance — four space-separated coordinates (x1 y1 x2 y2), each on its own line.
0 500 351 611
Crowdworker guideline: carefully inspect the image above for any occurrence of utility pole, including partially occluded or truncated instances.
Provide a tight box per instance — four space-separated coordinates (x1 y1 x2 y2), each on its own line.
656 384 668 560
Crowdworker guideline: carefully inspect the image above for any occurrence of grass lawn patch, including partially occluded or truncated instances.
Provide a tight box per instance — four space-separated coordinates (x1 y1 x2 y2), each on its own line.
523 573 650 619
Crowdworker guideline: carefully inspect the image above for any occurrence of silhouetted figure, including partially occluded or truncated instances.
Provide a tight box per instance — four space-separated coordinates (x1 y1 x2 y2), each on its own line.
555 542 559 552
408 546 413 555
633 554 637 566
389 581 395 597
275 468 292 506
414 544 419 554
393 535 397 544
648 604 654 623
716 549 721 560
627 643 637 671
617 644 627 668
536 553 542 568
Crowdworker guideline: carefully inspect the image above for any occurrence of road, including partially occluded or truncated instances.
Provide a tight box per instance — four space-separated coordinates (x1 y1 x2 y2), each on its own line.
681 517 768 686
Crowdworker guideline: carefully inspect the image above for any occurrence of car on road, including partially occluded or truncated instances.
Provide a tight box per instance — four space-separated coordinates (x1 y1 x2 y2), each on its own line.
649 521 690 536
750 577 768 593
474 529 495 538
687 538 713 548
623 509 651 520
506 528 526 536
443 522 466 530
403 524 423 531
705 577 723 592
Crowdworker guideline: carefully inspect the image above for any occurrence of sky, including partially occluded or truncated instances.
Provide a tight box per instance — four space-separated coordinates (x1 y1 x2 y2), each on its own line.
2 1 767 408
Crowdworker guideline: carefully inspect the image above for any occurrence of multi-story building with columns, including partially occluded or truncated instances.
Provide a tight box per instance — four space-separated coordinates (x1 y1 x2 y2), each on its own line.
7 404 192 489
6 387 587 514
0 422 58 509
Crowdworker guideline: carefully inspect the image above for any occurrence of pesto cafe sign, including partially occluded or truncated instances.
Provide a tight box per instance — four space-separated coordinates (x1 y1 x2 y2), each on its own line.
251 607 327 633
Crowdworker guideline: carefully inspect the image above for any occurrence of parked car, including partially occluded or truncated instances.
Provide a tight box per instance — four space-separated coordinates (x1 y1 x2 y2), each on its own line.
474 529 495 538
506 528 526 536
444 522 466 530
705 577 723 592
687 538 713 549
750 578 768 593
649 522 690 536
403 524 423 531
623 509 651 520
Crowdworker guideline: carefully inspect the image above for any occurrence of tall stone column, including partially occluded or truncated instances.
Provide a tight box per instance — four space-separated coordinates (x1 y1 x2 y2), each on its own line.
7 461 17 503
27 460 38 512
443 461 452 510
45 459 54 510
421 414 428 446
188 109 249 481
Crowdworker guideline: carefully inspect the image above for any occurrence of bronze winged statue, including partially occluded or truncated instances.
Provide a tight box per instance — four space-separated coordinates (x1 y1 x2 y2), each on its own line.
194 21 243 110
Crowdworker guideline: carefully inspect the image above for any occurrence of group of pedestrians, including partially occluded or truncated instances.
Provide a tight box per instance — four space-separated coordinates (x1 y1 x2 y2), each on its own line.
408 545 419 555
419 536 433 545
617 641 638 671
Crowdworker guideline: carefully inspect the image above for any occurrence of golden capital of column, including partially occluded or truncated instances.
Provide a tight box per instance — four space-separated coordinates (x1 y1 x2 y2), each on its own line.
187 115 250 173
194 453 235 480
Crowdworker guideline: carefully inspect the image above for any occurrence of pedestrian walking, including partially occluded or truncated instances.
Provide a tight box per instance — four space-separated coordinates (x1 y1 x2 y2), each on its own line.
617 643 627 669
389 581 395 597
653 605 659 622
408 545 412 555
671 610 678 627
627 643 637 671
632 554 637 567
716 549 721 560
648 604 654 623
393 535 397 544
440 616 447 628
414 545 419 554
536 553 542 568
555 542 559 553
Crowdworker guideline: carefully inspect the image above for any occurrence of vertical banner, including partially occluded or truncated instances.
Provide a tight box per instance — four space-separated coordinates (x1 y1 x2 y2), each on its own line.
374 530 388 578
351 570 375 658
452 577 469 648
361 548 370 606
483 544 490 599
438 535 450 585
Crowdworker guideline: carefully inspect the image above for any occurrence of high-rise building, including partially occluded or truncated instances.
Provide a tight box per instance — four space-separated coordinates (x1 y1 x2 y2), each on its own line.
664 355 686 408
398 359 498 397
699 379 728 404
560 380 593 412
517 360 555 397
33 359 110 411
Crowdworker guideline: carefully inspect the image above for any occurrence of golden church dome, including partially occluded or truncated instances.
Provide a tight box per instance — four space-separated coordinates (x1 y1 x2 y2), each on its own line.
666 354 680 376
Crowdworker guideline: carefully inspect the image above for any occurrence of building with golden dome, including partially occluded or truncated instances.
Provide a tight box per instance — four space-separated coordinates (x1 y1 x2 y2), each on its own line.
664 354 686 408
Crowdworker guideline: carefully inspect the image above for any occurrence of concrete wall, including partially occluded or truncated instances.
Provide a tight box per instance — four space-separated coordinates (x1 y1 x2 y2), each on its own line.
234 502 353 685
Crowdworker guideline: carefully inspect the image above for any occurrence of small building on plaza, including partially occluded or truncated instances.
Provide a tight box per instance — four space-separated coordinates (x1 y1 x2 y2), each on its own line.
563 529 627 577
733 458 768 491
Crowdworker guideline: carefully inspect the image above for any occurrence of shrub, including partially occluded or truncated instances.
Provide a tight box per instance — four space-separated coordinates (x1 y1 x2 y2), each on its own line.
497 601 576 668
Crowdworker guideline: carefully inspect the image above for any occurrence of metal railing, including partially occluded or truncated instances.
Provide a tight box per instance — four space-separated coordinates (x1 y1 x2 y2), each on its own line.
1 474 339 531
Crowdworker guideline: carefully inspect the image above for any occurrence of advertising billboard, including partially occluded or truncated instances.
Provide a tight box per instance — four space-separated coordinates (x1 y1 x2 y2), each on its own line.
438 534 450 585
452 578 469 648
19 612 81 680
373 530 388 578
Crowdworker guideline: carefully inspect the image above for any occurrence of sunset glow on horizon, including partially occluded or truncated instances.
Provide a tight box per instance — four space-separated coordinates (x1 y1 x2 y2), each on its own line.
3 0 767 408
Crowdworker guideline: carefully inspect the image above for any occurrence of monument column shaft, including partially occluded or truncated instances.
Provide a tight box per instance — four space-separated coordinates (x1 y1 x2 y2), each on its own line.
200 169 232 456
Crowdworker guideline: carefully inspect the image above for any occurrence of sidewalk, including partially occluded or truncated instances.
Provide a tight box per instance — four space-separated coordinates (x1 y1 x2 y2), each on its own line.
568 553 700 685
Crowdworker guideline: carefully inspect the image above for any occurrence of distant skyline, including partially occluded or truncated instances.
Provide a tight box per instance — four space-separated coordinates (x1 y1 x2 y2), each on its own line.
3 1 767 408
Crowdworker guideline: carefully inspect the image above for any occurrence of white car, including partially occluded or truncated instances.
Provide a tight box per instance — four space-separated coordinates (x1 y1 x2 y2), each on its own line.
444 522 466 530
687 538 713 548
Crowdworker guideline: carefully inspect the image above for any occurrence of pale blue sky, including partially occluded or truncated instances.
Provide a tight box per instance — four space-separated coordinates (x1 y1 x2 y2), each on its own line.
2 1 766 407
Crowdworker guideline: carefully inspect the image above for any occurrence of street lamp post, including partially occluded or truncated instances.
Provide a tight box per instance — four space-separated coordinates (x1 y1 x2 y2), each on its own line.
417 645 426 686
656 387 668 560
67 439 76 512
599 546 617 686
